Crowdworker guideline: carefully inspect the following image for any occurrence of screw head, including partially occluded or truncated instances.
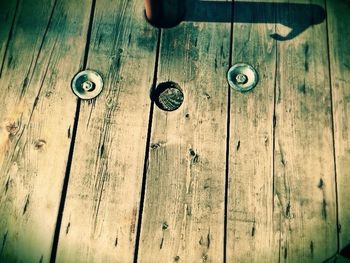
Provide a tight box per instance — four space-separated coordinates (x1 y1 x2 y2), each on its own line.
71 70 103 100
82 80 95 92
227 63 258 92
235 73 248 84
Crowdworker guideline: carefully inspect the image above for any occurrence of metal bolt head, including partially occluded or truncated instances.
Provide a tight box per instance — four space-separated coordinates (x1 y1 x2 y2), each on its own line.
82 80 95 92
71 70 103 99
227 63 258 92
235 73 248 84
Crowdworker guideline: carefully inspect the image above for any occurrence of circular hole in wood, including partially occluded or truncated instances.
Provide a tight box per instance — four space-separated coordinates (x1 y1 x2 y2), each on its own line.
151 81 184 111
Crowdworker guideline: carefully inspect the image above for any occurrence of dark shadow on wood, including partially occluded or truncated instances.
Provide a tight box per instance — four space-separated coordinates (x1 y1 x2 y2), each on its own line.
185 1 326 41
340 243 350 258
322 244 350 262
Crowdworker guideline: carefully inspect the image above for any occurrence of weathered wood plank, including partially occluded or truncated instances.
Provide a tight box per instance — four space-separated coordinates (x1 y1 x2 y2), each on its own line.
137 1 230 262
0 0 91 261
226 0 277 262
327 0 350 253
0 0 18 77
273 0 337 261
54 0 158 262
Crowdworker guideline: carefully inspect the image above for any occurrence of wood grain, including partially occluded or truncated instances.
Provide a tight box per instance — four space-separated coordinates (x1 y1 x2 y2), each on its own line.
0 0 347 261
273 0 337 261
226 0 277 262
0 0 91 261
54 0 159 262
0 0 18 77
327 0 350 253
137 1 230 262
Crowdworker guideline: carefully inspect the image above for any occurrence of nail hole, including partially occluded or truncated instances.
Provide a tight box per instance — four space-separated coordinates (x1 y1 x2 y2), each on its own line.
34 139 46 150
151 81 184 111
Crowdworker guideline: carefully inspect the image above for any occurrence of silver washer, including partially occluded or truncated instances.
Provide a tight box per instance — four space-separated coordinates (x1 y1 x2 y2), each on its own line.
227 63 258 92
71 70 104 99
